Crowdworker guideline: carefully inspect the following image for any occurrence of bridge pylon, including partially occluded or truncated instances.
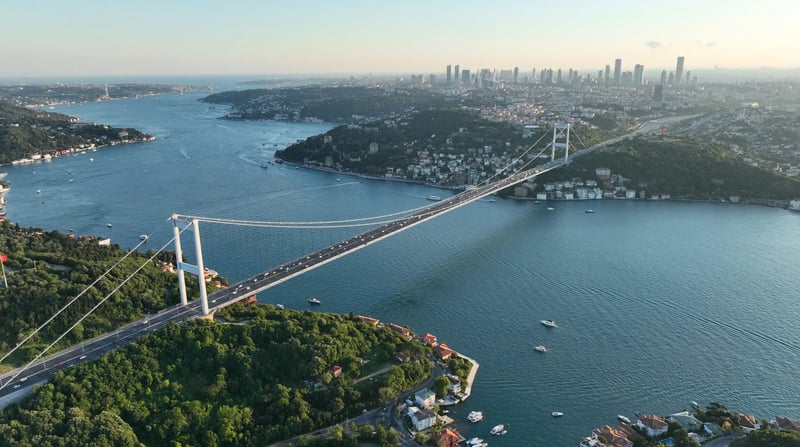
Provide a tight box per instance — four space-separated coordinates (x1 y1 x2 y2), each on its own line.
172 215 210 315
550 124 571 163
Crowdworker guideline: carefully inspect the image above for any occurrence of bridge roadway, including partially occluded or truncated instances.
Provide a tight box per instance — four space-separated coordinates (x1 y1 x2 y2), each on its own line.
0 119 669 400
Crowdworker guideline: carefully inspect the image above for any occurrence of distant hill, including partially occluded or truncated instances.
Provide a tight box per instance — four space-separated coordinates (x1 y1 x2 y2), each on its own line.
0 101 151 164
201 85 460 122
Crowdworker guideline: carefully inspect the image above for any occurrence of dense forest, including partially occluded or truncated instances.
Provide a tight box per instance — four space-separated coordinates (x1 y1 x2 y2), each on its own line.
731 430 800 447
536 136 800 200
0 101 151 164
0 222 192 366
0 305 431 447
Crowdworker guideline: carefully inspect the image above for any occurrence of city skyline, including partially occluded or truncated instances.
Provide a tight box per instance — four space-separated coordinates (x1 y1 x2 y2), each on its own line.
1 0 799 77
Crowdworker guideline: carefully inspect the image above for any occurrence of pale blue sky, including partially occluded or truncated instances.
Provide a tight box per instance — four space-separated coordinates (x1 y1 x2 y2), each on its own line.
1 0 798 77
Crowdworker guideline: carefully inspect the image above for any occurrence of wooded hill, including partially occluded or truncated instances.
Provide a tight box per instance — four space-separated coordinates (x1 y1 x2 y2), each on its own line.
0 222 191 366
0 101 150 164
0 305 432 447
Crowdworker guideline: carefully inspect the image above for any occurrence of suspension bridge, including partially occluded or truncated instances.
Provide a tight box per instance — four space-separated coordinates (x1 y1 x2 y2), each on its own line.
0 121 649 400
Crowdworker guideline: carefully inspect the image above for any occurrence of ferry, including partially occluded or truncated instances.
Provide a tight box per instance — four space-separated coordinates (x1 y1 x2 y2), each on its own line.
426 195 442 201
467 410 484 423
535 345 547 353
540 319 558 328
308 297 321 305
617 415 631 424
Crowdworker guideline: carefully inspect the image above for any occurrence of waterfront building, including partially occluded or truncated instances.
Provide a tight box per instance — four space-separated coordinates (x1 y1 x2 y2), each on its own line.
676 56 685 84
591 425 633 447
409 407 436 430
636 414 669 437
415 389 436 409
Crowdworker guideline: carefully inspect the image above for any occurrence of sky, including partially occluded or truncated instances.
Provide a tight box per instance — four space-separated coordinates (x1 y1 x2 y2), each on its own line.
1 0 798 77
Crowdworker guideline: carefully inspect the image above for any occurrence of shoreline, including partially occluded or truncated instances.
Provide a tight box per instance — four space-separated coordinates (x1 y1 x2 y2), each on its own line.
455 351 480 400
277 158 798 210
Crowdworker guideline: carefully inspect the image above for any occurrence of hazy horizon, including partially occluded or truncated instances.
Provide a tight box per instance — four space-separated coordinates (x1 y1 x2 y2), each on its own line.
2 0 799 78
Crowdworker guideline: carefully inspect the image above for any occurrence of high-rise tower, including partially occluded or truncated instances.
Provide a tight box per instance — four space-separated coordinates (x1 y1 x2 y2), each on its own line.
613 59 622 85
446 65 452 84
675 56 685 84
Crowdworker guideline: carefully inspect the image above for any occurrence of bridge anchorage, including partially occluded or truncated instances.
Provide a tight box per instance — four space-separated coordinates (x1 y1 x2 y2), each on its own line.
171 124 586 316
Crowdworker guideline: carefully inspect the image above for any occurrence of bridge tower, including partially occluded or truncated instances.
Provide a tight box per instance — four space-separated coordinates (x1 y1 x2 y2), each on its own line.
550 124 571 163
172 215 210 315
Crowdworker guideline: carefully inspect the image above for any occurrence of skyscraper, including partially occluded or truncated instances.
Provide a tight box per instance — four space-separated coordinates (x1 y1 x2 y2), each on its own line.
613 59 622 85
454 65 460 83
604 65 611 86
633 64 644 86
660 69 667 86
513 66 519 83
675 56 685 84
461 69 470 84
446 65 452 84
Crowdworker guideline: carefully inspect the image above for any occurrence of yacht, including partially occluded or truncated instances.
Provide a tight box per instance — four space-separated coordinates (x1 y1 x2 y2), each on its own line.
490 424 505 435
535 345 547 353
467 411 484 423
617 415 631 424
426 195 442 201
307 297 321 305
540 319 558 328
552 411 564 417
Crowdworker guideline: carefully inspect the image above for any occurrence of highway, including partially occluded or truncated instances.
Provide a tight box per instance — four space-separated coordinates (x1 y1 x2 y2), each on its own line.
0 118 667 401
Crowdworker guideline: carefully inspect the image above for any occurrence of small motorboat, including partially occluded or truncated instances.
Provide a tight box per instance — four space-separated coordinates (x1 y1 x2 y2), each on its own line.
308 297 321 305
490 424 505 435
552 411 564 417
541 319 558 328
535 345 547 353
139 234 148 241
617 415 631 424
106 223 113 228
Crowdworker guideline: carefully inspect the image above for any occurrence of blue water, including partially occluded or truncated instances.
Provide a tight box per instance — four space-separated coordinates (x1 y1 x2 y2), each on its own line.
4 92 800 446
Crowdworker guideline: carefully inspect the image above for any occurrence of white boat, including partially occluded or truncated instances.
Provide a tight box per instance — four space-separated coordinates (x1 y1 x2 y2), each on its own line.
466 437 484 445
617 415 631 424
308 297 321 305
585 209 595 213
106 223 113 228
490 424 505 435
139 235 148 241
691 401 701 409
535 345 547 353
541 319 558 328
552 411 564 417
546 207 555 211
276 304 285 309
426 195 442 201
467 410 484 423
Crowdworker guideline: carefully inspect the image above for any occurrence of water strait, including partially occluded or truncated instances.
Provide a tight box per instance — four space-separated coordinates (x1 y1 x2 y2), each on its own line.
4 86 800 446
